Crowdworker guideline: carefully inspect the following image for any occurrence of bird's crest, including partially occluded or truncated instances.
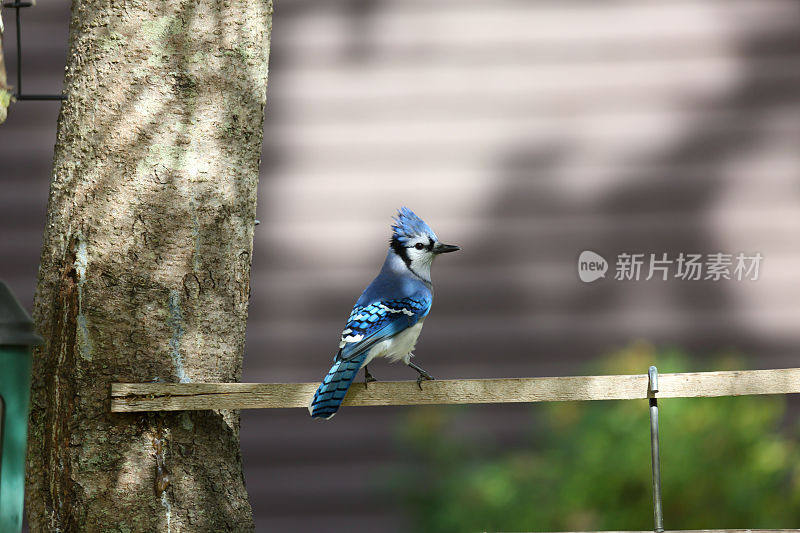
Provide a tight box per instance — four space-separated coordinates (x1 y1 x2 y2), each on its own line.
391 207 437 244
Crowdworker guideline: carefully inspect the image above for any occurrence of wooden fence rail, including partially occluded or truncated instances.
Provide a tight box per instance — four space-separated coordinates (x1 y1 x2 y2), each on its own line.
111 368 800 532
110 367 800 412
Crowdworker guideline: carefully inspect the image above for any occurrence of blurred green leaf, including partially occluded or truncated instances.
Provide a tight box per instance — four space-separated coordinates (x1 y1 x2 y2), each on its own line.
391 345 800 532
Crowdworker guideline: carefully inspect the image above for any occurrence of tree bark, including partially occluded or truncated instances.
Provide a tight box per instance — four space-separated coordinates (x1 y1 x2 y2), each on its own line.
26 1 271 530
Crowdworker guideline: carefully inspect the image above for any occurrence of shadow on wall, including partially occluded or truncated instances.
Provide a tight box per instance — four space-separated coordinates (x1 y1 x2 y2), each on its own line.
452 6 800 370
256 1 800 380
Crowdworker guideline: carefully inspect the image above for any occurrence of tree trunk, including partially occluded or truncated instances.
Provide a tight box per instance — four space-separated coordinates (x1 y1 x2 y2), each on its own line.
26 1 271 530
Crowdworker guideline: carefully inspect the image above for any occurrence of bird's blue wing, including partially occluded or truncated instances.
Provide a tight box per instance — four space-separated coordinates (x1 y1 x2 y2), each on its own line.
336 296 432 362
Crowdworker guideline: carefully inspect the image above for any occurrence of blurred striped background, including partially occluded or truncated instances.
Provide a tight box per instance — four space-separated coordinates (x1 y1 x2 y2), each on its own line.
3 1 800 530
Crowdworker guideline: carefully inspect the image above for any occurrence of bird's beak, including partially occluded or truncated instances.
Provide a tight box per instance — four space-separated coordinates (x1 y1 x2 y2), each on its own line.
433 243 460 254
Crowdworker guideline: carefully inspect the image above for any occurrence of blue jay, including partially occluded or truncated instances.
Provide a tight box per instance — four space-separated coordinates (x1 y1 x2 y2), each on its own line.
309 207 459 419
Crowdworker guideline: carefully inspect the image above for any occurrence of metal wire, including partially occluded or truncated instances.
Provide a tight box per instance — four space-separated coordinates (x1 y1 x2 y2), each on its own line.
648 366 664 533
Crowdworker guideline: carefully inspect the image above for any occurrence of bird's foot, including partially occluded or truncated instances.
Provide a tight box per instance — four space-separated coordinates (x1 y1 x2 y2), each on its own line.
416 373 434 390
364 365 378 388
408 361 435 390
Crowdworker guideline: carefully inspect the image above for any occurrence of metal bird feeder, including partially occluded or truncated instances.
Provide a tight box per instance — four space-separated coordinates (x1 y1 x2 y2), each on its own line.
0 281 42 532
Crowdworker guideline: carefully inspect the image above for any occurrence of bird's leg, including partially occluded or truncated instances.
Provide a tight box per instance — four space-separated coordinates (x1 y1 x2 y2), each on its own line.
363 365 377 388
408 361 435 390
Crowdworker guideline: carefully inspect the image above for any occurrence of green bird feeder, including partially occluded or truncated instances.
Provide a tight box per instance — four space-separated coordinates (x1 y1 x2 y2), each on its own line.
0 281 42 532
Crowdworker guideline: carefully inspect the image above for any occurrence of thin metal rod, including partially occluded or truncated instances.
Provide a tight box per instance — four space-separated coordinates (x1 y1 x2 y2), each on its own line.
648 366 664 533
4 0 66 101
15 0 22 95
16 94 64 100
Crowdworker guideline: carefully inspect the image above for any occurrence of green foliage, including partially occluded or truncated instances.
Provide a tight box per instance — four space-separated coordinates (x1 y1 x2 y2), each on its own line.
0 89 12 124
392 344 800 532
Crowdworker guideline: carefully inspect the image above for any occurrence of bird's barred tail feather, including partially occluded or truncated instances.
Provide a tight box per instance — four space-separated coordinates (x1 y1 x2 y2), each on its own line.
309 353 367 419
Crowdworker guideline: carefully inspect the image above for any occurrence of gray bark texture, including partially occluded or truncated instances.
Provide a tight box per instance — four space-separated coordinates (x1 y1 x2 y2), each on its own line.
26 0 272 531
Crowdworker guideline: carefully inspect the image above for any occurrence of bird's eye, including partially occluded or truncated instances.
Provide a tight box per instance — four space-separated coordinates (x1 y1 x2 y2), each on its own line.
414 243 425 250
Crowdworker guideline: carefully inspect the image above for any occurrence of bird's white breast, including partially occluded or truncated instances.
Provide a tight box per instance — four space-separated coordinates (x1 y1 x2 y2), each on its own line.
362 318 426 367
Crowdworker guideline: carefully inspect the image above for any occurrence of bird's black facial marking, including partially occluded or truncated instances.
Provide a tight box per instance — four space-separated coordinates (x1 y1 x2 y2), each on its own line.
390 236 412 268
410 237 433 251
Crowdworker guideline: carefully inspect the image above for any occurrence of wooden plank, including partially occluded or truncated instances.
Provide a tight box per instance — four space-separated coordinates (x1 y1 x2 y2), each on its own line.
110 367 800 413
